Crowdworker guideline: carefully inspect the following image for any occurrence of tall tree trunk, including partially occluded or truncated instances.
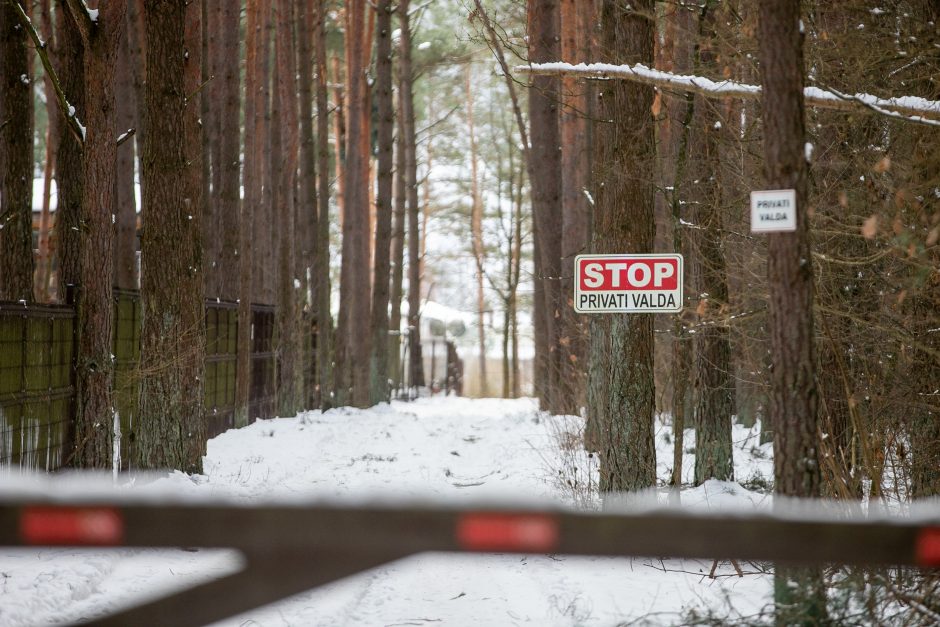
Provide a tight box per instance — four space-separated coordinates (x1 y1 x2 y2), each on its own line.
663 0 694 486
588 0 657 493
400 0 424 391
688 3 733 486
114 11 138 291
216 0 241 301
53 0 84 297
757 1 826 623
331 53 346 232
558 0 592 414
297 0 317 409
274 0 302 416
238 0 265 426
908 0 940 498
61 0 127 468
252 2 275 304
137 0 206 473
388 94 406 393
511 165 523 398
466 65 488 397
369 0 395 405
527 0 564 414
0 0 35 302
314 0 333 409
202 0 219 296
335 0 373 407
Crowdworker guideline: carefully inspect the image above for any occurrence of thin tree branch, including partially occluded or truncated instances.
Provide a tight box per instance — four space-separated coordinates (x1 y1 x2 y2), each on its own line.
7 0 85 145
116 127 136 147
469 0 530 162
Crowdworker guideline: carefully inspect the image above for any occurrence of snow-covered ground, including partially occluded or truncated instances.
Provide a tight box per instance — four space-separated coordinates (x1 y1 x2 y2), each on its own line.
1 397 777 626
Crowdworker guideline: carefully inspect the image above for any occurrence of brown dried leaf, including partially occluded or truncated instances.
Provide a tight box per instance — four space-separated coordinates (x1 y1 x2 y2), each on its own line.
861 215 879 239
927 226 939 248
651 92 662 117
897 290 907 305
873 155 891 173
695 299 708 316
838 191 848 208
892 216 904 235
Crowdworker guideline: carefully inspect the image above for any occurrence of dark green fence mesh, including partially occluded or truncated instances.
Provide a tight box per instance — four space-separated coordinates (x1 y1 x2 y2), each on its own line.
0 303 75 471
1 293 287 472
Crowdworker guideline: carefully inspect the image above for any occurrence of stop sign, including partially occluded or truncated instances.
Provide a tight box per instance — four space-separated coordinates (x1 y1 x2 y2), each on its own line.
574 254 683 313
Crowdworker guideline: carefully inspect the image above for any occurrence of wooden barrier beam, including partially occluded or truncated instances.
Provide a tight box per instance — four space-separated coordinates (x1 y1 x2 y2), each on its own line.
2 499 938 626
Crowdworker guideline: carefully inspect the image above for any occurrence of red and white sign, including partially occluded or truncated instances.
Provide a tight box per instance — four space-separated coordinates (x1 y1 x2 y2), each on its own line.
574 254 683 313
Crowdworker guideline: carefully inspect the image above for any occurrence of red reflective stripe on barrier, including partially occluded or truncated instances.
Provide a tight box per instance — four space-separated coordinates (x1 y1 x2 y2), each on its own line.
20 507 124 546
916 527 940 567
457 513 559 552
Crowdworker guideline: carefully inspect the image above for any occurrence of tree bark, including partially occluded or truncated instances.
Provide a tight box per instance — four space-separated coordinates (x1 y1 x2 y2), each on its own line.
238 0 264 425
252 2 275 304
216 0 241 301
527 0 564 414
274 0 302 416
757 0 826 622
688 3 733 486
62 0 127 468
0 0 35 302
53 0 85 297
588 0 657 493
335 0 373 407
314 0 333 409
389 89 407 393
296 0 317 410
136 0 206 473
113 10 138 291
369 0 395 405
558 0 592 413
466 65 488 397
400 0 424 392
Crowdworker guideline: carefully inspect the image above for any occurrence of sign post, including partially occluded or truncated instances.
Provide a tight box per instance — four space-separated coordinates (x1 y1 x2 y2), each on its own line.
574 254 683 314
750 189 797 233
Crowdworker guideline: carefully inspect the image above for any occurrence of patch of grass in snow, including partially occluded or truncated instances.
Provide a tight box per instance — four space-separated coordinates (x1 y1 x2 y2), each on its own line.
739 471 773 494
534 413 601 511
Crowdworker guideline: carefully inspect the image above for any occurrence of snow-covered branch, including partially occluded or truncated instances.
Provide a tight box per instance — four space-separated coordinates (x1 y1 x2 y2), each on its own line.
516 62 940 127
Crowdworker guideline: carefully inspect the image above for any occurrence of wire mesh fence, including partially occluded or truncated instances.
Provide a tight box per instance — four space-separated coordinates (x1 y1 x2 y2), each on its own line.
0 302 75 471
1 294 287 472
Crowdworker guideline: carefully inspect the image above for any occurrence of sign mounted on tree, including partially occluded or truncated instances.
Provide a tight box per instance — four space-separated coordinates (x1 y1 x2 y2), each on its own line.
574 254 683 314
750 189 797 233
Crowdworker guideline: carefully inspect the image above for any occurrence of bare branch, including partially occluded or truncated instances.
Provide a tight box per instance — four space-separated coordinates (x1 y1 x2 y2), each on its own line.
469 0 530 161
7 0 85 145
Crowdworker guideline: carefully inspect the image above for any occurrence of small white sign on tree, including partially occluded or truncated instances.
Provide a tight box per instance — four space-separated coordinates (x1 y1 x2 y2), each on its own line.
750 189 797 233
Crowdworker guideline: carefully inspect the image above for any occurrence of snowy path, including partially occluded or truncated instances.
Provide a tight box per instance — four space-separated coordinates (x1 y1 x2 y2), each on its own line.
1 397 774 626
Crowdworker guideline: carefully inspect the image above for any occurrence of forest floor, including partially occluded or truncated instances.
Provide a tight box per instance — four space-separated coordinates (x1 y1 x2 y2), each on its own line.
1 397 778 626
